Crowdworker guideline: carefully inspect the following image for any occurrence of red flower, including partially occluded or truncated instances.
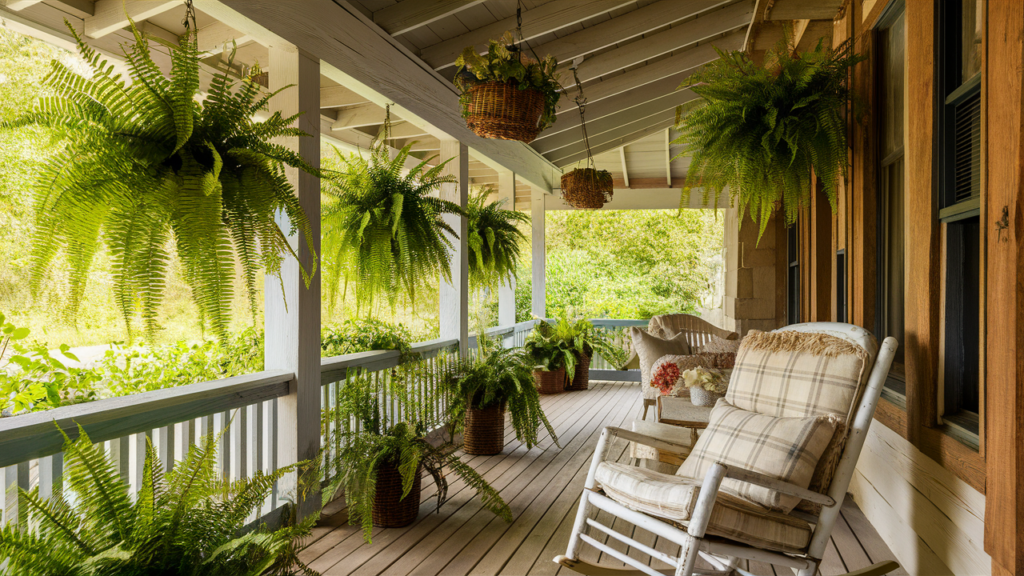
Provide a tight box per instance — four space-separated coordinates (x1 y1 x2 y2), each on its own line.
651 362 681 395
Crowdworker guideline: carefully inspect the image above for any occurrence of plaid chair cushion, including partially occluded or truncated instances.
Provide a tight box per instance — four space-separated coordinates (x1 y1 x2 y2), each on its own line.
595 461 813 553
676 400 837 512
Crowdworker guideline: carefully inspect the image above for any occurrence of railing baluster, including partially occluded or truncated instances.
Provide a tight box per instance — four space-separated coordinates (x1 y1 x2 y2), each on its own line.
179 418 196 459
268 400 278 511
232 405 248 480
218 411 231 480
109 436 130 487
158 425 175 474
251 403 263 481
38 452 63 501
3 462 29 527
135 430 152 490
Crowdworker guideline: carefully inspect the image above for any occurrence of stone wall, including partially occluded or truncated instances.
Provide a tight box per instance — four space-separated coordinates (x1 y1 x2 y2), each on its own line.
722 208 781 335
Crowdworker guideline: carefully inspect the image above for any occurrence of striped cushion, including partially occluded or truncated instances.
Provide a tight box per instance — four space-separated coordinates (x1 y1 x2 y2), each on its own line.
595 462 813 553
676 400 836 512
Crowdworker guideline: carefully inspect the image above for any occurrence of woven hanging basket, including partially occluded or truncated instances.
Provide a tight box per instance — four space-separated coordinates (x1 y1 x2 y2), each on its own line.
372 461 422 528
561 168 614 209
534 367 567 395
465 81 546 143
567 352 591 391
464 402 506 455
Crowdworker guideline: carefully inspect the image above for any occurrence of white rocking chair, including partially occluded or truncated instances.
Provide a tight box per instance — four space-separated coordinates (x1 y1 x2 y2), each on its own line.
556 322 898 576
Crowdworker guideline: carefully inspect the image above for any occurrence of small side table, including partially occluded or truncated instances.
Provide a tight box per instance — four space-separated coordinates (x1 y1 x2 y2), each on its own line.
656 394 713 444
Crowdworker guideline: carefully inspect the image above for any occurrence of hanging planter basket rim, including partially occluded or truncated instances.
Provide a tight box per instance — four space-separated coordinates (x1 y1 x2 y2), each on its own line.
463 80 546 143
561 167 614 210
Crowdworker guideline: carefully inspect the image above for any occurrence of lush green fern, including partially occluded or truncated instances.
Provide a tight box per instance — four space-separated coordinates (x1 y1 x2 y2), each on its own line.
465 187 529 291
673 38 864 239
7 23 318 341
321 128 464 316
441 334 558 450
0 425 317 575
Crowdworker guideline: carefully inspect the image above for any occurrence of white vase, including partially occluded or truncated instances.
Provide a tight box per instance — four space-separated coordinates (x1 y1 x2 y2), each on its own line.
689 386 725 407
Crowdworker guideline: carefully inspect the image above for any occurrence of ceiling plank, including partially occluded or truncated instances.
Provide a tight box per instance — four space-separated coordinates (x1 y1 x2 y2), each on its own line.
533 90 698 155
196 20 254 54
330 103 390 130
613 177 688 189
1 0 44 11
529 0 737 67
320 85 371 108
419 0 633 70
763 0 843 21
570 1 752 83
549 112 677 167
372 0 485 36
663 129 672 186
86 0 180 38
794 20 832 52
200 0 558 193
546 187 726 210
619 146 629 187
580 31 744 105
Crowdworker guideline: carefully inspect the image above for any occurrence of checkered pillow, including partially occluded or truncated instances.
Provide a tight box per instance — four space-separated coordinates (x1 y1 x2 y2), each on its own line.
677 400 837 513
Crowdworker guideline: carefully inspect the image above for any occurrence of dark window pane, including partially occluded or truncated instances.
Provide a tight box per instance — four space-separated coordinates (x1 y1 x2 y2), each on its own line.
943 216 980 416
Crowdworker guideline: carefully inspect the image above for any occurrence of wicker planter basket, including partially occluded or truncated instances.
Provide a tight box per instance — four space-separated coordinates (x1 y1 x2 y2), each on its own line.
567 352 591 391
372 461 422 528
464 402 506 455
534 367 566 395
689 387 725 407
465 81 545 142
561 168 613 209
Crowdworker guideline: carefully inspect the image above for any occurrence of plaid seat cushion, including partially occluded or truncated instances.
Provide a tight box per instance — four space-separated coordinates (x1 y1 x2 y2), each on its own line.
676 400 837 513
595 462 813 553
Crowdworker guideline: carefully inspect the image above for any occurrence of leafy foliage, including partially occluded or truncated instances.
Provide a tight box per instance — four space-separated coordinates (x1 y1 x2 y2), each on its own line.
673 38 864 239
523 323 577 378
323 367 511 543
320 319 413 357
9 23 318 341
0 426 317 575
547 314 627 367
455 32 562 132
441 334 558 450
465 187 529 291
321 132 464 316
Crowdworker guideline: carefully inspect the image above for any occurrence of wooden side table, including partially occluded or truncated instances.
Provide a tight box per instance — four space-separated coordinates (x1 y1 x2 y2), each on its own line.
656 394 713 444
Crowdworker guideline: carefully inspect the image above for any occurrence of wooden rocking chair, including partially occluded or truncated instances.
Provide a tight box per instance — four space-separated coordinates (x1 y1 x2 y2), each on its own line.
555 322 898 576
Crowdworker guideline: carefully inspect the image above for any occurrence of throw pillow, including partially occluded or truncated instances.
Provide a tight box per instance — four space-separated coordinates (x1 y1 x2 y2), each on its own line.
697 334 742 355
677 399 837 513
630 327 691 387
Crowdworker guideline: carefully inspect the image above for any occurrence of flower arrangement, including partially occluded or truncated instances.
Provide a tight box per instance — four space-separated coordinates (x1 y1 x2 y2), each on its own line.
680 367 729 395
650 362 681 396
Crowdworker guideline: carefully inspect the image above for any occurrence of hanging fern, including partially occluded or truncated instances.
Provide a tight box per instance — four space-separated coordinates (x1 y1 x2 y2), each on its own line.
673 38 865 239
5 23 318 341
321 134 464 315
465 187 529 291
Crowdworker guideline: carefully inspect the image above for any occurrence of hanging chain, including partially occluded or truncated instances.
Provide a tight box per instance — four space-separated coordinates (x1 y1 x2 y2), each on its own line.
181 0 197 33
515 0 524 64
383 103 393 145
572 66 595 170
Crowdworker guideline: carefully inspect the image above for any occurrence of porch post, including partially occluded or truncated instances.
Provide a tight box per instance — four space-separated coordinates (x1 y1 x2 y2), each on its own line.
439 140 469 357
264 46 321 520
531 187 546 319
497 169 517 327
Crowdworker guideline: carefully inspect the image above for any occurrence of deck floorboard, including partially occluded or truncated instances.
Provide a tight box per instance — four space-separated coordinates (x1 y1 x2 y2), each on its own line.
304 381 901 576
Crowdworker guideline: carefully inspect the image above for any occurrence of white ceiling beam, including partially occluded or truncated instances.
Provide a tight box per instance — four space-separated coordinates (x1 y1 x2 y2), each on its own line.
619 146 630 188
569 1 751 84
546 187 727 210
763 0 843 21
196 20 255 54
383 122 431 139
330 103 391 130
373 0 485 36
419 0 633 70
198 0 558 194
530 0 737 67
550 112 679 167
1 0 44 11
86 0 180 38
664 129 672 186
533 90 699 155
320 84 370 108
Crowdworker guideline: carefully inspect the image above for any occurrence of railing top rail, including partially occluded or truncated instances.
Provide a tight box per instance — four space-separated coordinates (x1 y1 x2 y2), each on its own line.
0 369 293 468
319 338 460 385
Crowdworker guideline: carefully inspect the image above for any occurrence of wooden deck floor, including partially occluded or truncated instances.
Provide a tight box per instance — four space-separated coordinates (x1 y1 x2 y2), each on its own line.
300 381 906 576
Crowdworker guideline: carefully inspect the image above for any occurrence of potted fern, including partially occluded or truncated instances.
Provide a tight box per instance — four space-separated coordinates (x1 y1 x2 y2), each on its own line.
523 325 577 395
674 38 865 239
441 334 559 455
9 24 319 341
0 426 317 575
466 187 530 292
549 316 627 391
455 32 561 143
324 364 510 542
321 122 464 315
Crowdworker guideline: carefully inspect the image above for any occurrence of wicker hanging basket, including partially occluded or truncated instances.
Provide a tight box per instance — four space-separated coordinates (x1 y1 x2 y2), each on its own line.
561 168 614 209
567 352 592 391
372 461 422 528
464 402 506 455
465 81 546 143
534 367 567 395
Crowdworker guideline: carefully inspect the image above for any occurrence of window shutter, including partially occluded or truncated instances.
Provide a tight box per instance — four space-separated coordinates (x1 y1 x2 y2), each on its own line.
953 90 981 203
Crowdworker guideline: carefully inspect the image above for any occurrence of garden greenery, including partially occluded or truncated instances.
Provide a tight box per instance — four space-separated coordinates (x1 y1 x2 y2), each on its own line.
455 32 562 132
466 187 529 291
0 426 317 575
321 131 464 315
8 23 318 341
674 38 864 239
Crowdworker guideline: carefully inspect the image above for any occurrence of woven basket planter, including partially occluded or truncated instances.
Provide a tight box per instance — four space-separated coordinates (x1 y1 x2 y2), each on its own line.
689 387 725 407
372 461 422 528
567 352 591 391
465 81 545 142
534 367 566 395
561 168 613 209
464 402 506 455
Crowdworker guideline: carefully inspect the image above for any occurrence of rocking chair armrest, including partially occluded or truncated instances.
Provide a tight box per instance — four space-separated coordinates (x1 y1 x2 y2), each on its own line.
603 426 691 456
720 464 836 507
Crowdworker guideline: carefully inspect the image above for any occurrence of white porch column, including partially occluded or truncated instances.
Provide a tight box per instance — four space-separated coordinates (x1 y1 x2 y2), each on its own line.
531 187 546 319
497 169 516 327
439 140 469 356
265 46 321 520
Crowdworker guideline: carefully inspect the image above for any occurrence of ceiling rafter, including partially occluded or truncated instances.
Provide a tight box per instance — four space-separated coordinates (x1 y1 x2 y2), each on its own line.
196 21 255 54
619 146 629 187
1 0 44 11
330 102 395 131
763 0 843 21
549 113 678 167
86 0 180 38
372 0 485 36
320 85 371 108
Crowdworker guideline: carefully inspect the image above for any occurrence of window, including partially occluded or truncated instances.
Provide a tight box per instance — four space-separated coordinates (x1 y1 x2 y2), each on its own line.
935 0 983 445
787 224 800 325
876 5 906 403
836 250 846 323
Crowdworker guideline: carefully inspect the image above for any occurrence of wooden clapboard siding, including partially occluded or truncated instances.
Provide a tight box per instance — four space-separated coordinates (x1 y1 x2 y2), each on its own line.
810 174 833 322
